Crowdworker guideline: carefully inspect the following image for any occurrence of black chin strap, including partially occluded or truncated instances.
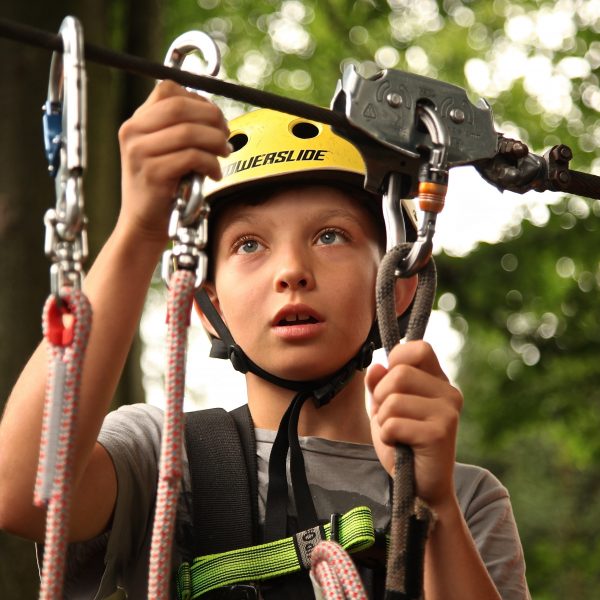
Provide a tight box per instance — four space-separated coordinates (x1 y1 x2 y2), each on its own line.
195 289 374 540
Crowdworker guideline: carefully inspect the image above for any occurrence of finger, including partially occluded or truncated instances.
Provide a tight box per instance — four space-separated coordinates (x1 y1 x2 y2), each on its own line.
387 341 448 381
376 393 459 426
365 363 387 397
132 93 228 135
370 364 459 408
136 148 224 189
149 79 211 104
378 416 453 449
134 123 231 160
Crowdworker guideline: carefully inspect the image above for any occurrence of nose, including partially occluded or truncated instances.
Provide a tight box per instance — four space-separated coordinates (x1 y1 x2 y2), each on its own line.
274 248 315 292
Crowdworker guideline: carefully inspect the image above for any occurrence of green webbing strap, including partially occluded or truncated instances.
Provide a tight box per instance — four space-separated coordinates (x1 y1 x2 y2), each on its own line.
176 505 375 599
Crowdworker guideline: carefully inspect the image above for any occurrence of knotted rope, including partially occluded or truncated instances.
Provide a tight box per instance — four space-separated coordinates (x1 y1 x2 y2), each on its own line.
35 289 92 600
148 268 196 599
377 243 437 600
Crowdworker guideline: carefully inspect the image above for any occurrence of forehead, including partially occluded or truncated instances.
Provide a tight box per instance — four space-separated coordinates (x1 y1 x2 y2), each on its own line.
211 184 382 235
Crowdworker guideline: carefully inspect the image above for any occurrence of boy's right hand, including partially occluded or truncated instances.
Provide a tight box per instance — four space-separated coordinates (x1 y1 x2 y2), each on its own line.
117 80 231 245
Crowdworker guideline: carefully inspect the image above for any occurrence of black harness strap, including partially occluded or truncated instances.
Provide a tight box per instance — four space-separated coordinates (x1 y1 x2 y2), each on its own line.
184 405 258 556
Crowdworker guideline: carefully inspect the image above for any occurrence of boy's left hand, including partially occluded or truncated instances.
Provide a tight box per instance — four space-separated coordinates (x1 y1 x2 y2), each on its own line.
366 341 463 512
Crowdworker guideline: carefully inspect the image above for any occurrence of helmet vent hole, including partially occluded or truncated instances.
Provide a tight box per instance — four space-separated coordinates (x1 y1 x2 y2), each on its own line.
228 133 248 152
291 121 320 139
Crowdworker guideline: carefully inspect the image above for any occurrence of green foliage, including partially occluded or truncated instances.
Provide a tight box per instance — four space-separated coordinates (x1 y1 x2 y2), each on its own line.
437 197 600 597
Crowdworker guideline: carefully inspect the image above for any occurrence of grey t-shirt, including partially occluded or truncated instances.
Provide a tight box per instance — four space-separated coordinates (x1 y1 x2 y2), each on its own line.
62 404 530 599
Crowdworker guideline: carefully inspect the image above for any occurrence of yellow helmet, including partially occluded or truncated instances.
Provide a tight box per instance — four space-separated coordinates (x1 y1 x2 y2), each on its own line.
203 108 418 233
197 108 417 361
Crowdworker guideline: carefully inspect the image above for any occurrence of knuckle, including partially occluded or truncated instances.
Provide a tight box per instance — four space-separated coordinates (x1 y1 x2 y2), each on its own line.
118 119 134 144
156 79 181 97
414 340 433 358
379 419 399 444
429 422 447 444
164 95 189 120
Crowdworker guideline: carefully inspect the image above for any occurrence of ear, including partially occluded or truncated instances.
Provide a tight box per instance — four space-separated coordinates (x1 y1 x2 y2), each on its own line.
194 281 222 339
394 275 418 317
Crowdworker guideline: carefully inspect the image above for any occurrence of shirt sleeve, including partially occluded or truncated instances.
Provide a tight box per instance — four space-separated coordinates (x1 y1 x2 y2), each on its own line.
62 403 164 600
455 463 531 600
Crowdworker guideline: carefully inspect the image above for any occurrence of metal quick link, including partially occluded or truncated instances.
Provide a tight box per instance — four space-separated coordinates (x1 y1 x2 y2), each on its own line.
160 31 220 289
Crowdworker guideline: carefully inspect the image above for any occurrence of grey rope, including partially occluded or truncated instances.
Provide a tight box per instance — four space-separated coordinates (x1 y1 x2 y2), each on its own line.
376 243 437 600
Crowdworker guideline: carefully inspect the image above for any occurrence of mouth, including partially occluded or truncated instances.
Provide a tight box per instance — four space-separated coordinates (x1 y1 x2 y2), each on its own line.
276 314 319 326
272 305 323 327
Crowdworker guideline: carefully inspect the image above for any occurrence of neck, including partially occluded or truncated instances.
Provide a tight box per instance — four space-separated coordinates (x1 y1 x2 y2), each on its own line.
245 369 372 444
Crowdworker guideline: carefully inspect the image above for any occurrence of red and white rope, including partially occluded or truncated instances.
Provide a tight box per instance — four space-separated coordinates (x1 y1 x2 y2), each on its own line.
35 289 92 600
311 540 367 600
148 269 196 599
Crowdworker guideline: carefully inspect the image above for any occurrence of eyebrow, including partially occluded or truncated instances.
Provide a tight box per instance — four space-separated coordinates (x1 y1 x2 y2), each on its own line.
225 207 365 227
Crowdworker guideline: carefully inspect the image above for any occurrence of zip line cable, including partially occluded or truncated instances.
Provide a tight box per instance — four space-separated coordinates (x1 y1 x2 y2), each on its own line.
2 16 600 201
0 17 345 130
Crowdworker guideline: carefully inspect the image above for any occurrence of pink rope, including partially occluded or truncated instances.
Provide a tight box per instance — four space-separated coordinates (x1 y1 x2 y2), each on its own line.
35 290 92 600
311 540 368 600
148 269 195 599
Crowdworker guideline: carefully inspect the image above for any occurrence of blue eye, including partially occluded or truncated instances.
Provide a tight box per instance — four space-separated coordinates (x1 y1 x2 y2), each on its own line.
317 229 346 245
235 238 264 254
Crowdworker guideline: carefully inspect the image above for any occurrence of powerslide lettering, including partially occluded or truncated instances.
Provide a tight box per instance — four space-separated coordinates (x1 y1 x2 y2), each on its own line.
223 149 329 177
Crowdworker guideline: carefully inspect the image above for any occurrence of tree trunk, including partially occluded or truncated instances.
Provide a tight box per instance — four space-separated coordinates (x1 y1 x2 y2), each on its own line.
0 1 163 597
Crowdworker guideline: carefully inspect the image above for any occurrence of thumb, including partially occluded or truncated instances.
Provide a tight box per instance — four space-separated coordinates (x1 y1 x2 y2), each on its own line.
365 363 387 397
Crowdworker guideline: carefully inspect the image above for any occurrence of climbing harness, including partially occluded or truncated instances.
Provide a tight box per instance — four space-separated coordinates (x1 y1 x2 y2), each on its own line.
148 32 221 600
7 12 600 600
34 16 93 600
179 405 383 600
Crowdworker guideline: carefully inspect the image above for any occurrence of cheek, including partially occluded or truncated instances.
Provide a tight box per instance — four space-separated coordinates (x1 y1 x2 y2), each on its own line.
336 265 377 329
215 273 265 336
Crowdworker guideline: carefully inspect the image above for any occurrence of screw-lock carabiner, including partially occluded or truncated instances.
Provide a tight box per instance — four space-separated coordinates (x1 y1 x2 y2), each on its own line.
384 103 450 279
42 15 88 296
160 31 221 288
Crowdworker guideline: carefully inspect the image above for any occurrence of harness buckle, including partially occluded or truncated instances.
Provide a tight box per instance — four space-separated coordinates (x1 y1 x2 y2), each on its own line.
208 583 259 600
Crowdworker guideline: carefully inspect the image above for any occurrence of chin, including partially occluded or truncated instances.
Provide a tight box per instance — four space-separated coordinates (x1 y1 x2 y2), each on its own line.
266 354 355 383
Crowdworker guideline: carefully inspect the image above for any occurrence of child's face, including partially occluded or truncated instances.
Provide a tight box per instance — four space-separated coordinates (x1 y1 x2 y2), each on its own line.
207 184 382 381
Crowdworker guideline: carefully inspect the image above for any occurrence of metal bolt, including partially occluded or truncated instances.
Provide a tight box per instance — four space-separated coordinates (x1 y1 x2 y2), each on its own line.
386 92 403 108
449 108 465 124
559 145 573 161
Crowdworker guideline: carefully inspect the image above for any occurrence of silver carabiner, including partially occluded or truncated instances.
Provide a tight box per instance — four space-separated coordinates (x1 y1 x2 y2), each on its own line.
384 104 450 278
164 31 220 228
161 31 221 288
43 16 87 242
42 16 88 297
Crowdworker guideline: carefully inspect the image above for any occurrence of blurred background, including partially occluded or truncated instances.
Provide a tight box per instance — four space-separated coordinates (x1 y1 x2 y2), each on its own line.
1 1 600 598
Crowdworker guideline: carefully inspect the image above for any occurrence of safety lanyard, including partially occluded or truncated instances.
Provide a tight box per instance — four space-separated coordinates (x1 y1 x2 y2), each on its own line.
147 32 220 600
34 16 93 600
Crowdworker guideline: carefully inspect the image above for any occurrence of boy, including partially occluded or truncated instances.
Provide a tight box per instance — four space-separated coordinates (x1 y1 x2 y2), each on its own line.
0 81 530 599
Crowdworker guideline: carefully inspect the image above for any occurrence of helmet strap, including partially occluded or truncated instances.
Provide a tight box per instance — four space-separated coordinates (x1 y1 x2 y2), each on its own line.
194 288 375 537
195 288 374 400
